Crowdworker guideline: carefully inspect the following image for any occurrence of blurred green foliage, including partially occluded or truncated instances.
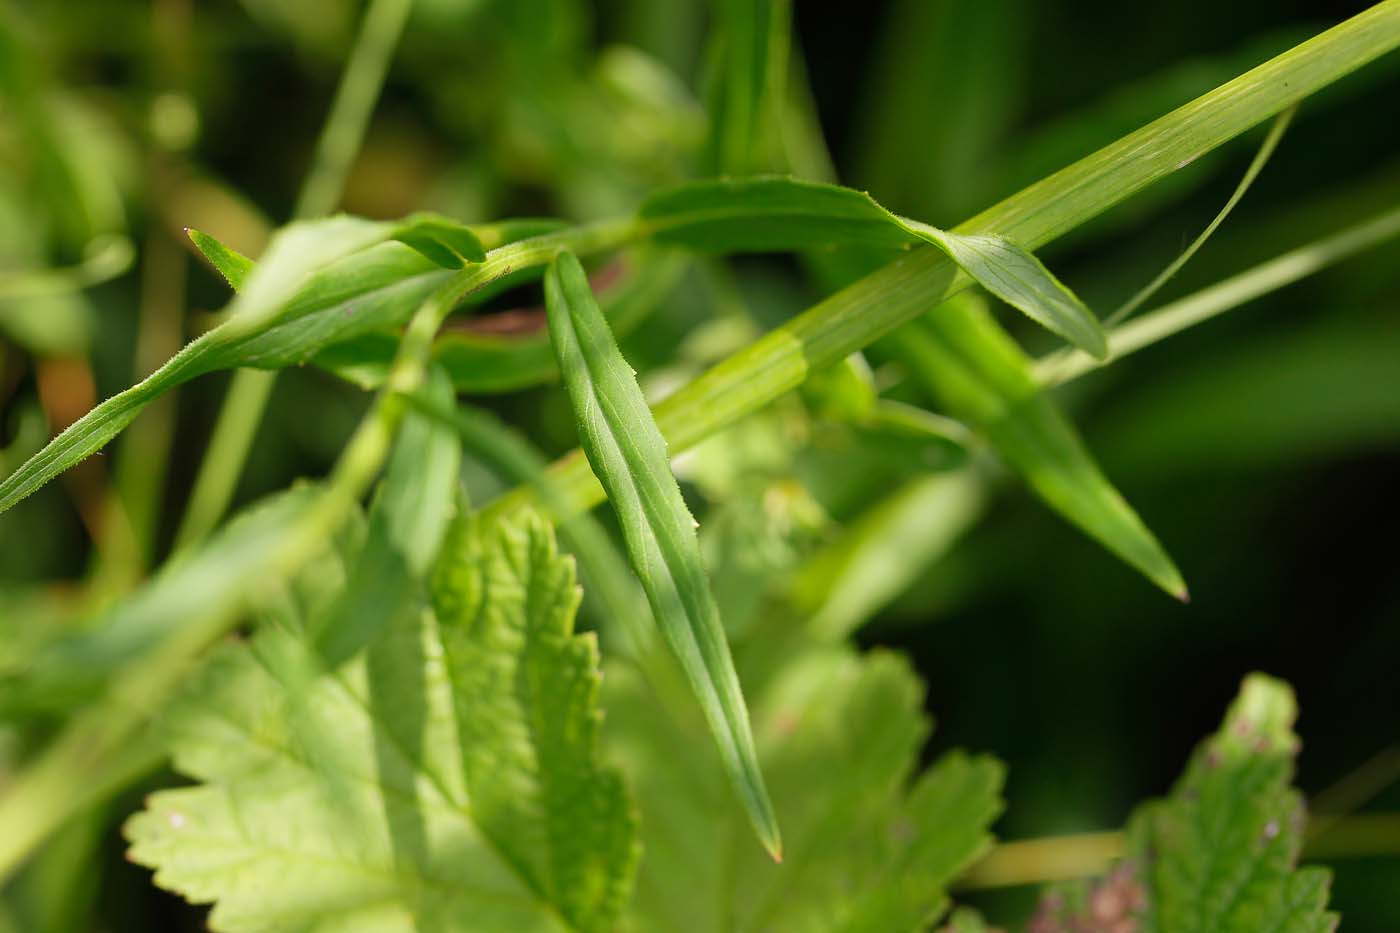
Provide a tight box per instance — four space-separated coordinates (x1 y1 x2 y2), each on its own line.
1 0 1398 929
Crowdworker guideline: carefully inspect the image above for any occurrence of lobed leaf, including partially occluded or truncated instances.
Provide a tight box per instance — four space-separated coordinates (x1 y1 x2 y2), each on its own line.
543 248 781 859
1091 674 1334 933
126 510 638 932
641 176 1107 357
890 292 1187 599
401 393 653 659
605 640 1003 932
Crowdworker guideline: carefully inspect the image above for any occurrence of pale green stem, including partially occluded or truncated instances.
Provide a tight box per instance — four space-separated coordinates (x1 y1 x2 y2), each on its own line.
293 0 413 221
169 366 276 551
1104 105 1294 329
957 813 1400 890
1035 204 1400 386
481 1 1400 527
174 0 413 551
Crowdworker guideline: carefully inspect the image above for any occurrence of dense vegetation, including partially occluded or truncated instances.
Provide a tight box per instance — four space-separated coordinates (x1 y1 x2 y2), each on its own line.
1 0 1398 929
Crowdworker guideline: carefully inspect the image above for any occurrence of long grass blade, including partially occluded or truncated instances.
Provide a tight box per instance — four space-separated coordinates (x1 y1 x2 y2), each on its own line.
544 249 782 860
643 176 1107 356
483 3 1400 530
894 293 1188 599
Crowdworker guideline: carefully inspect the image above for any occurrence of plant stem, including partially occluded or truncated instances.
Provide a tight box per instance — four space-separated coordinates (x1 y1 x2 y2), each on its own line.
957 813 1400 890
293 0 413 222
481 0 1400 527
169 365 276 551
173 0 413 551
1101 106 1294 330
958 831 1126 890
1035 204 1400 386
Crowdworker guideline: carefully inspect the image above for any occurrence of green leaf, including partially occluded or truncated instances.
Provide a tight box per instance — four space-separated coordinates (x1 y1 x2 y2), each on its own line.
390 212 488 267
485 8 1400 535
317 250 687 394
0 217 446 516
400 393 652 659
641 176 1107 357
0 485 328 716
125 510 638 932
890 292 1187 599
188 214 485 291
543 249 781 859
1124 673 1337 932
310 366 462 669
605 641 1003 931
186 228 255 290
702 0 792 174
788 470 986 642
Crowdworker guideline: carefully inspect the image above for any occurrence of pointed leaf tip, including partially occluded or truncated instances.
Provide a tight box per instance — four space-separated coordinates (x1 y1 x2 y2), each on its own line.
543 248 781 857
185 228 255 291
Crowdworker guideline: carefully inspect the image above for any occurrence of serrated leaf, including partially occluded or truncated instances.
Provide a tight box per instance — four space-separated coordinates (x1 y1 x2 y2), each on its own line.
641 176 1107 357
890 292 1187 599
399 393 652 659
543 249 781 859
125 510 638 933
1125 673 1338 933
605 641 1003 932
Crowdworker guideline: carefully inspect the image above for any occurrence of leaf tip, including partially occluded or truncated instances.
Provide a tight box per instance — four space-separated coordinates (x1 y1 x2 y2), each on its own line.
1086 329 1111 362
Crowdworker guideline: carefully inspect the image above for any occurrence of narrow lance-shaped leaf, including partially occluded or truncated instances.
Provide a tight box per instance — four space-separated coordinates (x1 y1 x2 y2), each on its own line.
0 214 493 517
544 249 782 860
890 291 1187 599
641 176 1107 358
